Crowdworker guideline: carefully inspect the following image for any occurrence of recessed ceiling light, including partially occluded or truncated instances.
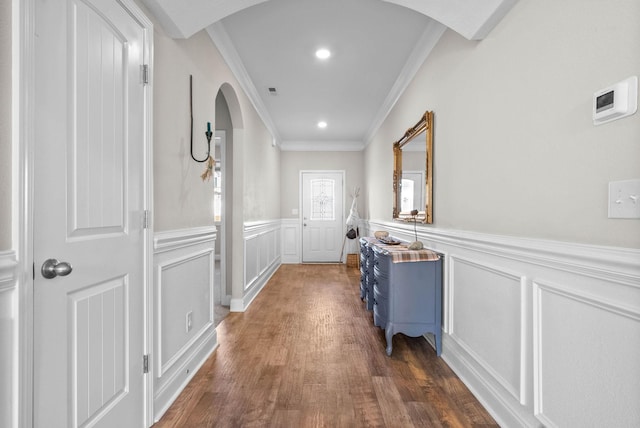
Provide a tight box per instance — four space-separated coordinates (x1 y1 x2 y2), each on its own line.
315 48 331 60
317 121 328 129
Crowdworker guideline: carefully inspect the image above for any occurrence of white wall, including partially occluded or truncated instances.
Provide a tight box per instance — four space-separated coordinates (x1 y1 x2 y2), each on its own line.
366 0 640 249
241 109 281 222
280 151 365 219
151 26 280 232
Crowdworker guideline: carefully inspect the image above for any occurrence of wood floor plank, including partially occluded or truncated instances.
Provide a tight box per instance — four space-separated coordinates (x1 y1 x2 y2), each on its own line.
153 264 497 427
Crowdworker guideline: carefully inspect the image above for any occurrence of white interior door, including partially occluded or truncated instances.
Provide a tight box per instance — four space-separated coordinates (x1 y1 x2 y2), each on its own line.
33 0 149 427
301 171 344 262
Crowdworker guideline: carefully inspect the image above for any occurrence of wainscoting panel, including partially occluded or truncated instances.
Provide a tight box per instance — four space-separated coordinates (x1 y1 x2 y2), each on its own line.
0 251 17 428
152 227 218 422
449 256 526 404
365 220 640 427
156 251 213 377
239 221 281 311
533 279 640 428
281 219 300 263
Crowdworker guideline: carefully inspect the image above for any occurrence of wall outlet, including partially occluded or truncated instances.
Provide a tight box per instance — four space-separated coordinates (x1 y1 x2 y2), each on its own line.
186 311 193 332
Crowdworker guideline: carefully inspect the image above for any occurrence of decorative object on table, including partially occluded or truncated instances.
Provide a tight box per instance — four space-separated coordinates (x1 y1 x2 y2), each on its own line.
374 230 389 239
378 236 401 245
189 74 213 164
340 186 361 265
408 209 424 250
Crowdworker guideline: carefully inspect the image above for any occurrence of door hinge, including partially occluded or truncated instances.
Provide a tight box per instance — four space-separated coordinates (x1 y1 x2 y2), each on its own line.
143 354 149 374
142 210 151 229
142 64 149 85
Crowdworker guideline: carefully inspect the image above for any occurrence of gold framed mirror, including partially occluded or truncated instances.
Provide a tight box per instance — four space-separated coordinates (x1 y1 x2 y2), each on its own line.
393 111 433 224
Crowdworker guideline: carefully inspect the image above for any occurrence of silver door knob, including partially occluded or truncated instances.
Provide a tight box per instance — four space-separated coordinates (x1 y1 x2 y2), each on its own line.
41 258 73 279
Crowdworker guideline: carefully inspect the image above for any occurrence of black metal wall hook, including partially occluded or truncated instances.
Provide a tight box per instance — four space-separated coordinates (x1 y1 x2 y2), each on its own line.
190 74 212 163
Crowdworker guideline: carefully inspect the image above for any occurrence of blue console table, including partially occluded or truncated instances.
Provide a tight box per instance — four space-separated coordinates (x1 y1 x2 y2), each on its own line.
359 237 443 356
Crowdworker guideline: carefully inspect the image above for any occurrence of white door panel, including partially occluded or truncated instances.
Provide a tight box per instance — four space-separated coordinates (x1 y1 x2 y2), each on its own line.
33 0 149 426
301 172 344 262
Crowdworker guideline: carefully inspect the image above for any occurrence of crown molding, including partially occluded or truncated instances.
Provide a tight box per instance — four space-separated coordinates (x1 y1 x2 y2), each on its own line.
363 20 446 146
206 22 281 146
279 140 365 152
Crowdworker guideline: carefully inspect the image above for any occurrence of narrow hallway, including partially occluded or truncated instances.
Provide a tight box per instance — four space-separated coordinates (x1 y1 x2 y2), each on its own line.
154 264 497 427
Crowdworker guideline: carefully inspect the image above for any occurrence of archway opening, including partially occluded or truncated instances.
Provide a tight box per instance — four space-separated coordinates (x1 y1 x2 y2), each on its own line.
214 83 244 320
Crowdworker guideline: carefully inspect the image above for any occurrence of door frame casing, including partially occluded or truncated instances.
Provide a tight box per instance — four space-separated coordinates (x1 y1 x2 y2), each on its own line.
15 0 154 426
299 170 345 263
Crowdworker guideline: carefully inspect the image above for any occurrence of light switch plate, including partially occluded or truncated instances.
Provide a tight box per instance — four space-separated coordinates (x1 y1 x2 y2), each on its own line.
608 179 640 219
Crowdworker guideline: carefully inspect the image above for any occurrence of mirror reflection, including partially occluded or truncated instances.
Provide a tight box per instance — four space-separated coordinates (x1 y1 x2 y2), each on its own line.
400 131 426 213
393 111 433 224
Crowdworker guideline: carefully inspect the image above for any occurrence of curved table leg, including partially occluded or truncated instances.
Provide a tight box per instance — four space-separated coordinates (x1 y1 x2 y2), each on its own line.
385 326 393 356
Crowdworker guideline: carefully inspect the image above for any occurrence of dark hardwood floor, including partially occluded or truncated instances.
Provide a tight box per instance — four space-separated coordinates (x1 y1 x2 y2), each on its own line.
153 264 498 427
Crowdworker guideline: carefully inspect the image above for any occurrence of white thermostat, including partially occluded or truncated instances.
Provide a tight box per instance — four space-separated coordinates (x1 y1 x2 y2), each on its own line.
593 76 638 125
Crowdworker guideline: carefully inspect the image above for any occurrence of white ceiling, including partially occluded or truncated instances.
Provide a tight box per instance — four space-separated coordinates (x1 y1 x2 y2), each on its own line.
141 0 518 150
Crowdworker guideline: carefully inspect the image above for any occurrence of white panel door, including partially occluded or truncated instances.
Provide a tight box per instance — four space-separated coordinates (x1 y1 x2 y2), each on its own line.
33 1 149 427
301 171 344 262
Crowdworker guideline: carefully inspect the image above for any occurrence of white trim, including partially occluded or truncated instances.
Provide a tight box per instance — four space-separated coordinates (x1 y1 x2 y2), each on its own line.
16 0 35 426
280 140 365 152
15 0 34 426
243 219 282 236
138 4 155 423
364 220 640 283
154 226 217 253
